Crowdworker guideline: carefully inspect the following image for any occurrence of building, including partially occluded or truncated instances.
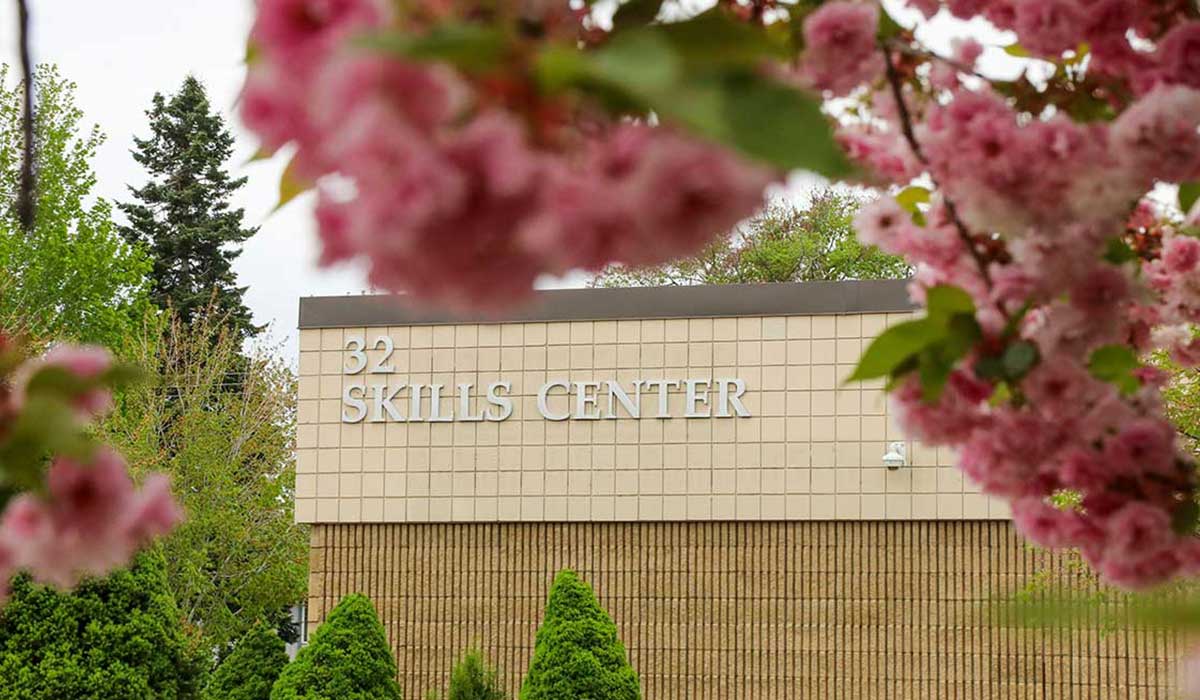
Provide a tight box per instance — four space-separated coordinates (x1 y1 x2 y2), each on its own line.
296 280 1176 698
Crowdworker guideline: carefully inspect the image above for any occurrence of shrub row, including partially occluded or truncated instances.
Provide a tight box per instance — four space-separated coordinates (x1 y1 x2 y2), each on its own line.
207 569 640 700
0 564 636 700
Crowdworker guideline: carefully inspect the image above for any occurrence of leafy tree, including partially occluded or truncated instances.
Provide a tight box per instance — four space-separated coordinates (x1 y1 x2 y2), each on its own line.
104 310 307 654
427 652 505 700
0 64 152 348
270 594 402 700
203 621 290 700
119 76 259 342
519 570 639 700
0 550 203 700
592 189 908 287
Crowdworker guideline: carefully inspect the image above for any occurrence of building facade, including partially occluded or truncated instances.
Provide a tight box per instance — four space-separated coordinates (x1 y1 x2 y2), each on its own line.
297 281 1176 698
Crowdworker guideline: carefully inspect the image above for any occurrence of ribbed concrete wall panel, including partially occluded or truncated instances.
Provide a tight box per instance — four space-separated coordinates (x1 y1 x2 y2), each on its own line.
307 521 1176 699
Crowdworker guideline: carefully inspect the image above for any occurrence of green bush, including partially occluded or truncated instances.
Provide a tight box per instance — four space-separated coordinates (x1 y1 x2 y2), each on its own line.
519 570 639 700
204 620 289 700
428 651 505 700
0 550 203 700
270 594 401 700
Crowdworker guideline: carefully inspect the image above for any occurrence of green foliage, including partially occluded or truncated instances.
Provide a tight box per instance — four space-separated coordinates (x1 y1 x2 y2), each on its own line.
850 285 982 400
119 76 260 343
203 621 290 700
0 550 203 700
371 7 848 174
270 594 402 700
1087 344 1141 396
519 570 639 700
0 64 153 348
104 311 307 654
593 189 908 288
427 651 505 700
1181 181 1200 216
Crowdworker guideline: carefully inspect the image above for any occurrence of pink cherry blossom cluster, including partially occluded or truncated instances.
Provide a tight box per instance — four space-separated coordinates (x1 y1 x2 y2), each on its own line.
0 345 181 599
241 0 772 310
836 0 1200 588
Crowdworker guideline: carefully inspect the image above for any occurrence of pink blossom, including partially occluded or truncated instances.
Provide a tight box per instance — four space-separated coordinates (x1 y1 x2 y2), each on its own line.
838 129 921 184
0 450 181 588
852 197 909 249
619 131 770 267
1157 21 1200 90
801 2 883 96
16 345 114 418
905 0 941 19
1011 0 1083 57
239 63 313 156
1111 85 1200 184
1069 265 1130 316
1097 547 1181 590
1022 355 1099 420
251 0 389 68
1164 236 1200 274
890 371 988 446
1011 497 1087 550
1056 448 1108 492
1103 417 1177 476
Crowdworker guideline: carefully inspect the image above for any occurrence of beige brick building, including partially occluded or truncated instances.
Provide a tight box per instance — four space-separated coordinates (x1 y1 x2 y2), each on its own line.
297 281 1176 698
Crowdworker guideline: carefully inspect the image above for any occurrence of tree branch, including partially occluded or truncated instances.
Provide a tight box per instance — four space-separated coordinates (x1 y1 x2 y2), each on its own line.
15 0 35 233
880 45 995 289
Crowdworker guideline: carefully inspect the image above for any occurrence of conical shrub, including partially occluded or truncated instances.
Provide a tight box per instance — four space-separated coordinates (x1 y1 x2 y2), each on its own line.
519 570 639 700
204 620 289 700
270 594 401 700
427 651 505 700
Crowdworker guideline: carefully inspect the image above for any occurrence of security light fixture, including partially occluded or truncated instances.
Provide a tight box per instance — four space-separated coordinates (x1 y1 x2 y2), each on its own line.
882 442 907 470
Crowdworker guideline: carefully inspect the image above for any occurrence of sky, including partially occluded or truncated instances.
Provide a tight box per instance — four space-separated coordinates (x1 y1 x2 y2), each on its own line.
0 1 1017 358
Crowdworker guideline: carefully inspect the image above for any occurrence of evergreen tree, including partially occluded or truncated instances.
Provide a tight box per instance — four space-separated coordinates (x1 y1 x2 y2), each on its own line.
203 620 290 700
0 550 203 700
119 76 259 341
519 570 639 700
270 594 402 700
428 651 505 700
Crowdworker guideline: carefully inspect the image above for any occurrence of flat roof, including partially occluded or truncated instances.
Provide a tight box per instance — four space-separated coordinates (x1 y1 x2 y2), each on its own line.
297 279 915 329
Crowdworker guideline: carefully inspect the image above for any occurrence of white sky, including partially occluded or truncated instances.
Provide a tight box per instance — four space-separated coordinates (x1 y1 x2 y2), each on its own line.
0 1 1018 358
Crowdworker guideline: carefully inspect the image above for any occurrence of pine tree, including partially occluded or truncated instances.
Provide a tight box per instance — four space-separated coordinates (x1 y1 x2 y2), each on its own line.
519 570 640 700
0 550 204 700
203 620 290 700
119 76 259 341
270 594 402 700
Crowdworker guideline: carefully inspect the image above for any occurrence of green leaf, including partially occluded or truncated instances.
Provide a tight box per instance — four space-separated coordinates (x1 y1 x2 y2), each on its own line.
655 9 789 66
1087 344 1140 395
588 30 682 94
1001 341 1039 381
848 318 946 382
276 155 311 212
360 24 507 73
1004 43 1031 58
655 71 851 174
876 6 905 42
1173 500 1200 536
1180 181 1200 215
611 0 663 32
1103 237 1138 264
925 285 976 321
894 186 930 213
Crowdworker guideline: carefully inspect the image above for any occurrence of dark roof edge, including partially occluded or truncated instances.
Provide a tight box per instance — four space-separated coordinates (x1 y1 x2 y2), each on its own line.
298 280 915 329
